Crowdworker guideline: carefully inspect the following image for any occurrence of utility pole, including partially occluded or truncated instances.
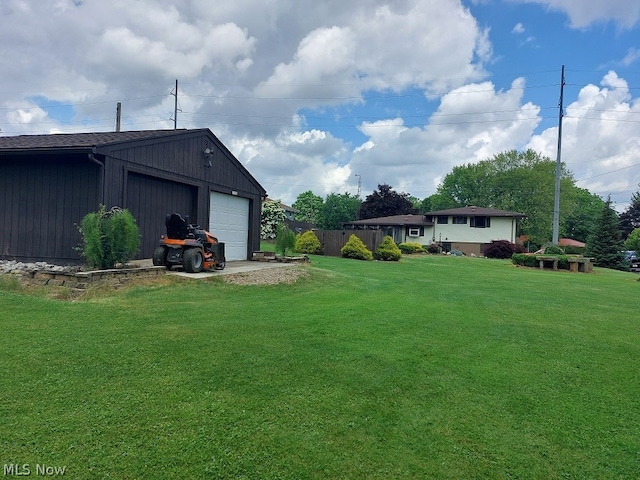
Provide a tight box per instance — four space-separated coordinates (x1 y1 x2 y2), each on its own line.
552 65 565 245
115 102 121 132
173 79 178 129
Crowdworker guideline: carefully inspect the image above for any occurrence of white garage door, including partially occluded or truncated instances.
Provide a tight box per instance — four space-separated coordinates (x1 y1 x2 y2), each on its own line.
209 192 250 261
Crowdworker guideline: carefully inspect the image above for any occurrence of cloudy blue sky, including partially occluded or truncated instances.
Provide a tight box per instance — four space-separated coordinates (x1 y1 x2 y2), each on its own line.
2 0 639 210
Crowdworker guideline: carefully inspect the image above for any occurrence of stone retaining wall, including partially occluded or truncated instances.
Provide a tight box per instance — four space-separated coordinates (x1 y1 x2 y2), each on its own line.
15 266 166 290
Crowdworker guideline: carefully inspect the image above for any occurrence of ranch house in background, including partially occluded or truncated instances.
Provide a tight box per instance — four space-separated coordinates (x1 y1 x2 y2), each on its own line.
346 206 526 256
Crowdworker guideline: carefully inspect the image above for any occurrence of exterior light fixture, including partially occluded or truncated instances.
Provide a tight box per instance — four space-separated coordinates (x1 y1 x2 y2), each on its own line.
203 147 212 167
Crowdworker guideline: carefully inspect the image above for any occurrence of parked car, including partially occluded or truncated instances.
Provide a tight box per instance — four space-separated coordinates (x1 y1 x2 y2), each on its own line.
630 255 640 273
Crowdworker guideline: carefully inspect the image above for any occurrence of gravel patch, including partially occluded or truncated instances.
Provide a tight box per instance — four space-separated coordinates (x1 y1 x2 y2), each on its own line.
222 265 309 285
0 260 81 275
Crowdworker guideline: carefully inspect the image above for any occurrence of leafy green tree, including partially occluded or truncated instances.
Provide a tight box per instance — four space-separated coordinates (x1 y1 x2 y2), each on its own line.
585 197 628 271
561 188 605 242
407 195 423 212
619 191 640 239
624 228 640 253
426 192 458 211
261 200 285 239
359 184 417 219
432 149 583 244
417 196 433 214
292 190 324 225
319 192 361 229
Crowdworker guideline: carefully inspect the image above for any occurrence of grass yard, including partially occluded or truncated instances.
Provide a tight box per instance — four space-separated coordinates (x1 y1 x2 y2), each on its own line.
1 255 639 478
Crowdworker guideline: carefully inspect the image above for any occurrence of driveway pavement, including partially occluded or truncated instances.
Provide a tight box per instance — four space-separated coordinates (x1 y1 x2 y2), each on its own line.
130 259 295 279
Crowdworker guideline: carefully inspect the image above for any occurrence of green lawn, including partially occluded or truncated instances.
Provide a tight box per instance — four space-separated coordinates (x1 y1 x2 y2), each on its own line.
1 255 639 479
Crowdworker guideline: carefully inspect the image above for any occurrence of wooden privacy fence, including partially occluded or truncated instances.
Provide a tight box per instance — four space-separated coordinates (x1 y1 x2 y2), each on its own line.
314 230 384 257
284 219 316 233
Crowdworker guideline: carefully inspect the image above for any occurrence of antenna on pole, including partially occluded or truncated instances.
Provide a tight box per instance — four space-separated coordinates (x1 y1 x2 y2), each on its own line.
170 79 179 129
355 174 362 197
552 65 565 245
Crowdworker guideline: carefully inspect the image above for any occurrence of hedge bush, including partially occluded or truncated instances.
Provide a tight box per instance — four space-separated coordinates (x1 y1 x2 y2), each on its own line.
341 234 373 261
485 240 521 259
544 245 565 255
374 236 402 261
511 253 538 268
295 230 322 255
398 242 424 254
78 205 140 269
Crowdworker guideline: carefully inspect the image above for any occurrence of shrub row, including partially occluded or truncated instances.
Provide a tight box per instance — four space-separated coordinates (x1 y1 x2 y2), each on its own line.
293 231 459 261
340 234 403 262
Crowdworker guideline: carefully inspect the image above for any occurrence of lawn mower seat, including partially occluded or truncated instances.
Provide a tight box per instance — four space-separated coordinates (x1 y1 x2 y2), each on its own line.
165 213 189 240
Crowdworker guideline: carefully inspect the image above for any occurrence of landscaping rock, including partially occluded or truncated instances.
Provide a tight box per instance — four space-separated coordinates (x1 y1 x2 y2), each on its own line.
0 260 81 275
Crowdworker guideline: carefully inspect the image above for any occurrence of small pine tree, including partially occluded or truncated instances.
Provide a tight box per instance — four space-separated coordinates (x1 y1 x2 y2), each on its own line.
340 234 373 261
374 235 402 261
585 197 628 271
295 230 322 254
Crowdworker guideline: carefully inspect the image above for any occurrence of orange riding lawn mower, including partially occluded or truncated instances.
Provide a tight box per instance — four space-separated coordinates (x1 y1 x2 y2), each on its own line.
152 213 225 273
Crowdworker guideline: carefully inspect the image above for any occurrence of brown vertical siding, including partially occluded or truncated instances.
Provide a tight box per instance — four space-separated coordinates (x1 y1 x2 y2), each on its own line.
125 172 197 258
0 156 100 262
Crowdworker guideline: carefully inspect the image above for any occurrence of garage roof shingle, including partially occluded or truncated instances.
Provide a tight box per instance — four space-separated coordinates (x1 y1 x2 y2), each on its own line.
0 129 192 151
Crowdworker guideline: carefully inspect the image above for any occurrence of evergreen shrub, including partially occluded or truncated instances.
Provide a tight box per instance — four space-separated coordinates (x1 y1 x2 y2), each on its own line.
295 230 322 255
512 254 538 268
341 234 373 261
374 236 402 261
398 242 424 254
78 206 140 269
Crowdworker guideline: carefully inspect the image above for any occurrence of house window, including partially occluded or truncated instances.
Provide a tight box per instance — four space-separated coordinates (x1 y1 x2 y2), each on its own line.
470 216 491 228
437 215 449 224
453 215 467 225
408 227 420 237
